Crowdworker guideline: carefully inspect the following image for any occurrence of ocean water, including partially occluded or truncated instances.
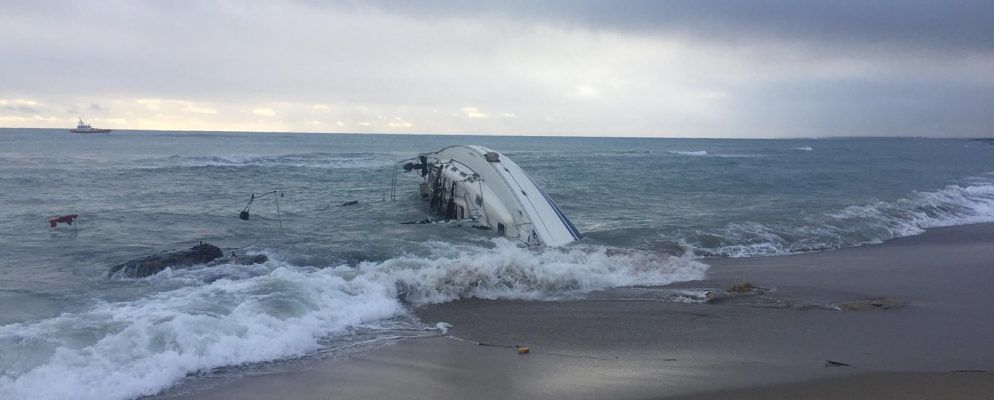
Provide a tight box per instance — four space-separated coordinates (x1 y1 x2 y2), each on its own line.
2 129 994 399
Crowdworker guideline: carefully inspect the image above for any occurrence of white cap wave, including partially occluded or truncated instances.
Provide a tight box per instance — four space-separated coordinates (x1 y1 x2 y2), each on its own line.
0 241 707 400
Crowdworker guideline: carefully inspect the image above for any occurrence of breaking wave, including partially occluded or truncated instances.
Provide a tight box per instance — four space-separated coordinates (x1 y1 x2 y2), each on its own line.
791 146 813 151
678 179 994 257
668 150 708 156
0 242 706 400
666 150 762 158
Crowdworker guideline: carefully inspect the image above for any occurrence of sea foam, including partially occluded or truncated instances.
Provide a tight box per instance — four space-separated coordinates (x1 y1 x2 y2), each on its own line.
668 150 709 156
680 179 994 257
0 241 707 400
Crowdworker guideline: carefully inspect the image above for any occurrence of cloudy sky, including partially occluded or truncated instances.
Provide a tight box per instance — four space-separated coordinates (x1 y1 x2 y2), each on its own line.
1 0 992 137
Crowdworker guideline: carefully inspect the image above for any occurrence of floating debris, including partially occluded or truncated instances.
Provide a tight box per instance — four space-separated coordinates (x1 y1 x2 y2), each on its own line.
834 298 908 311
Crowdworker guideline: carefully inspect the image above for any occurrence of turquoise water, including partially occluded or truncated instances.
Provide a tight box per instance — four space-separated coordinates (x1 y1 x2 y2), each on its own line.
2 129 994 399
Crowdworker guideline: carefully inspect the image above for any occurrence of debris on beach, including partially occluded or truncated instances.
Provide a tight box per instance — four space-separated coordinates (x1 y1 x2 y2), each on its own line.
833 298 908 311
728 282 760 294
476 341 531 355
704 282 768 303
107 242 267 278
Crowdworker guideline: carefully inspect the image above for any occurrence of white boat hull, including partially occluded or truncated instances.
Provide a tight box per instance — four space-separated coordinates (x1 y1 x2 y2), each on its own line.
414 145 581 246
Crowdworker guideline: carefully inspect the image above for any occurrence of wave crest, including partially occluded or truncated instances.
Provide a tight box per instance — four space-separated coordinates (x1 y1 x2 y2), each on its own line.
679 180 994 257
0 242 706 400
361 240 708 304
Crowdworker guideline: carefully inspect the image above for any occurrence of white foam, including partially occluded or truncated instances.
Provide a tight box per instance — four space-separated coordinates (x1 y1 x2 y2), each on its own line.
0 263 402 400
685 179 994 257
666 150 761 158
358 240 709 305
0 241 707 400
434 322 452 334
668 150 708 156
791 146 813 151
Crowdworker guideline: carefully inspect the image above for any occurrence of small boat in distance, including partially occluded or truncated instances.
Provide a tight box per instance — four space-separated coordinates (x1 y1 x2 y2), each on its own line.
69 118 111 133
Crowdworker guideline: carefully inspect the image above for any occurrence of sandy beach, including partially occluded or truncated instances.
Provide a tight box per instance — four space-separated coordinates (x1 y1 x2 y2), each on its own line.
160 223 994 399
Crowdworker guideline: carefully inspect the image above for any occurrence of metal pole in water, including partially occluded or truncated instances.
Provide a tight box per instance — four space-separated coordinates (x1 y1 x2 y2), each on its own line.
274 190 283 231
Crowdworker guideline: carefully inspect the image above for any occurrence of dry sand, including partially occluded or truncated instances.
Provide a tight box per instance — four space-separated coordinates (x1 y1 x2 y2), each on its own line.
159 223 994 399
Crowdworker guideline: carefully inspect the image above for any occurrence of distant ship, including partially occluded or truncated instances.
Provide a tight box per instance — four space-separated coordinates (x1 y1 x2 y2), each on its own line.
69 118 111 133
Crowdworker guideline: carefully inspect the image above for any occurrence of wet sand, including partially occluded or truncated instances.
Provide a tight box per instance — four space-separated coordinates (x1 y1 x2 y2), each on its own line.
162 223 994 399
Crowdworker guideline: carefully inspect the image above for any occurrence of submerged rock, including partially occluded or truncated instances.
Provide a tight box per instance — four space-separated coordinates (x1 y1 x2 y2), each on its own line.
108 243 225 278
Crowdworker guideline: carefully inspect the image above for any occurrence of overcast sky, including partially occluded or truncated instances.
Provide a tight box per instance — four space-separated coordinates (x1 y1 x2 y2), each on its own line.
1 0 992 137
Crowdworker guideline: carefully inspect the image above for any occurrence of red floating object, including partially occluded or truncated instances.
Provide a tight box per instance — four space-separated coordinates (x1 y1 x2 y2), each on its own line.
49 214 78 228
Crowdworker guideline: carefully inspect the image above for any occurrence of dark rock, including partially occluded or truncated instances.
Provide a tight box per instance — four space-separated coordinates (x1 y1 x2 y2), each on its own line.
108 243 224 278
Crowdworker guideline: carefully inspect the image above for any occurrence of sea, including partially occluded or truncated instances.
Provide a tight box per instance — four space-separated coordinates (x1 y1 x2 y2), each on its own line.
2 129 994 399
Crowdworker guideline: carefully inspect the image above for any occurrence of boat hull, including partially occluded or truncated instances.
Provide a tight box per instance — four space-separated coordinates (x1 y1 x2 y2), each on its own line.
417 145 581 246
69 129 112 133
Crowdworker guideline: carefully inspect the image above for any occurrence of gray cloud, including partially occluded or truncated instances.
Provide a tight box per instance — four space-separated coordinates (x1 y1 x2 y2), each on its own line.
341 0 994 54
0 1 991 137
2 105 39 114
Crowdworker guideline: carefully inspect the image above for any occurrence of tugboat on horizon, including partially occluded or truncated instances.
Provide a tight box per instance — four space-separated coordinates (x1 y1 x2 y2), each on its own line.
69 118 111 133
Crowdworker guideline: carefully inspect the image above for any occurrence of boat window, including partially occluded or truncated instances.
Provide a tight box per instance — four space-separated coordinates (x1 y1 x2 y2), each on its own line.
497 223 505 235
475 195 483 206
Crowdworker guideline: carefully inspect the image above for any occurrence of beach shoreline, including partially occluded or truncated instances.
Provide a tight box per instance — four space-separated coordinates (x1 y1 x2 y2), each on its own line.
160 222 994 399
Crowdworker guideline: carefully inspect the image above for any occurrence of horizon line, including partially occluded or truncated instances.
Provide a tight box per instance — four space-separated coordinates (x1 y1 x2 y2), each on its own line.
0 126 987 140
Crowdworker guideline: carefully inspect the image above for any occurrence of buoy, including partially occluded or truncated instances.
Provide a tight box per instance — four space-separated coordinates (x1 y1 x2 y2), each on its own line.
516 346 530 355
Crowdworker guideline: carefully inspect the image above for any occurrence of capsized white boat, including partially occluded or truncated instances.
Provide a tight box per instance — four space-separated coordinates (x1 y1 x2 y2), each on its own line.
402 145 581 246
